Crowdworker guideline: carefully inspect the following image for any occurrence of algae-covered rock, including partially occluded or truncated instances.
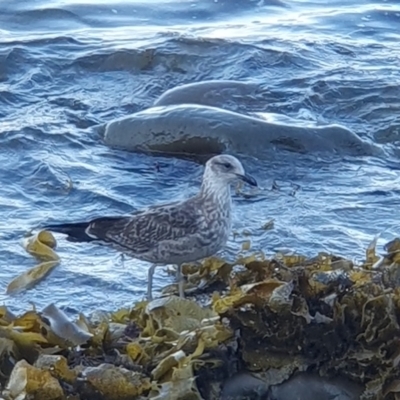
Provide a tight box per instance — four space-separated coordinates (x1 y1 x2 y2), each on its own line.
76 363 151 400
3 359 64 400
34 354 77 384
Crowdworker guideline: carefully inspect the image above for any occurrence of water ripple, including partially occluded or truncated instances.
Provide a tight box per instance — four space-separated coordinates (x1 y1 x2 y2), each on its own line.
0 0 399 313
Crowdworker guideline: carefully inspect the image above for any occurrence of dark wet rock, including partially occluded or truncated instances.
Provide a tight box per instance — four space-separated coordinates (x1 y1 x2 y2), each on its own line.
101 104 383 158
221 371 363 400
221 372 269 399
270 372 364 400
153 80 264 108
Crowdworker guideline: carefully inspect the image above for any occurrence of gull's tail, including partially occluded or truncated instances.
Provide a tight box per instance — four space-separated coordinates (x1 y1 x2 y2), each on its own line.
42 221 96 243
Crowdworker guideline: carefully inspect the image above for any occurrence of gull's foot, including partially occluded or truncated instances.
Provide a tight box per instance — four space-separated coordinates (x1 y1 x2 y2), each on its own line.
177 264 185 298
147 264 157 302
178 279 185 298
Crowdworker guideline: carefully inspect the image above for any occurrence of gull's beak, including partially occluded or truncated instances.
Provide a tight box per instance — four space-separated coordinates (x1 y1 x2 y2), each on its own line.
237 173 258 187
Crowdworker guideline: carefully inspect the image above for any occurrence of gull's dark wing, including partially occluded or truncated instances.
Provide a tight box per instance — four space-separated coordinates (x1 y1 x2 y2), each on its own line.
88 200 203 255
44 198 204 256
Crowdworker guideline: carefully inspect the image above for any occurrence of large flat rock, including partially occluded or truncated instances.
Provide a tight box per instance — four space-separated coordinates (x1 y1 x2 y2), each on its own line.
102 104 383 158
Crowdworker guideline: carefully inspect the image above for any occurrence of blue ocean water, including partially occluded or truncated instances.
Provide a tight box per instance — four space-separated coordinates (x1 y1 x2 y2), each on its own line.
0 0 399 314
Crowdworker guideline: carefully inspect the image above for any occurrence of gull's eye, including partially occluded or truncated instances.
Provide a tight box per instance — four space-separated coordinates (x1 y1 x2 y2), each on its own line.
222 162 232 169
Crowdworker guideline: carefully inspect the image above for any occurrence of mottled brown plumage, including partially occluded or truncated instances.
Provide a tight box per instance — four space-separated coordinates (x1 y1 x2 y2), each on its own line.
43 154 257 300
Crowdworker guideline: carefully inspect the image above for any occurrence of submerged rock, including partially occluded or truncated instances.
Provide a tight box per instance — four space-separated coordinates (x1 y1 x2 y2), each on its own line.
102 104 382 158
153 80 263 109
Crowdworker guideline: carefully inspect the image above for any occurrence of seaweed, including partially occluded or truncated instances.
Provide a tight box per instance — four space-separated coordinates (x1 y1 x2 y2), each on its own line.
2 231 400 399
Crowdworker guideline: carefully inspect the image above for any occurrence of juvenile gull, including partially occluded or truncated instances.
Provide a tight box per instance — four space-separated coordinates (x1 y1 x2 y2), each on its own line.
42 154 258 300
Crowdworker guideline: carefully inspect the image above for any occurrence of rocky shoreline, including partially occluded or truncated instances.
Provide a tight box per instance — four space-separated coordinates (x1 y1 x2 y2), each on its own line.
1 231 400 399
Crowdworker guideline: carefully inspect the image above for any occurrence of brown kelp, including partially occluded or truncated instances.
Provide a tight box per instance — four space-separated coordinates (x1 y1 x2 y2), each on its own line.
2 231 400 399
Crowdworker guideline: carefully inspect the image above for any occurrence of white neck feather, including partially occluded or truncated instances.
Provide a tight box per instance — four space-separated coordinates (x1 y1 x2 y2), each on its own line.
200 171 232 207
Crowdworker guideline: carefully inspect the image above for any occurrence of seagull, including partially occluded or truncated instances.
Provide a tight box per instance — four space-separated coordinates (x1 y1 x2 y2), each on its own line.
42 154 258 300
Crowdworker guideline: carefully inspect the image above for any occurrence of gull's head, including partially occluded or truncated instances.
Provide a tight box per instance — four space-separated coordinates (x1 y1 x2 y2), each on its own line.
203 154 258 188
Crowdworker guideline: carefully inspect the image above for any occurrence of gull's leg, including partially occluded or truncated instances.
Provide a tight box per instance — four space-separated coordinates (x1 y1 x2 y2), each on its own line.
177 264 185 298
147 264 157 301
